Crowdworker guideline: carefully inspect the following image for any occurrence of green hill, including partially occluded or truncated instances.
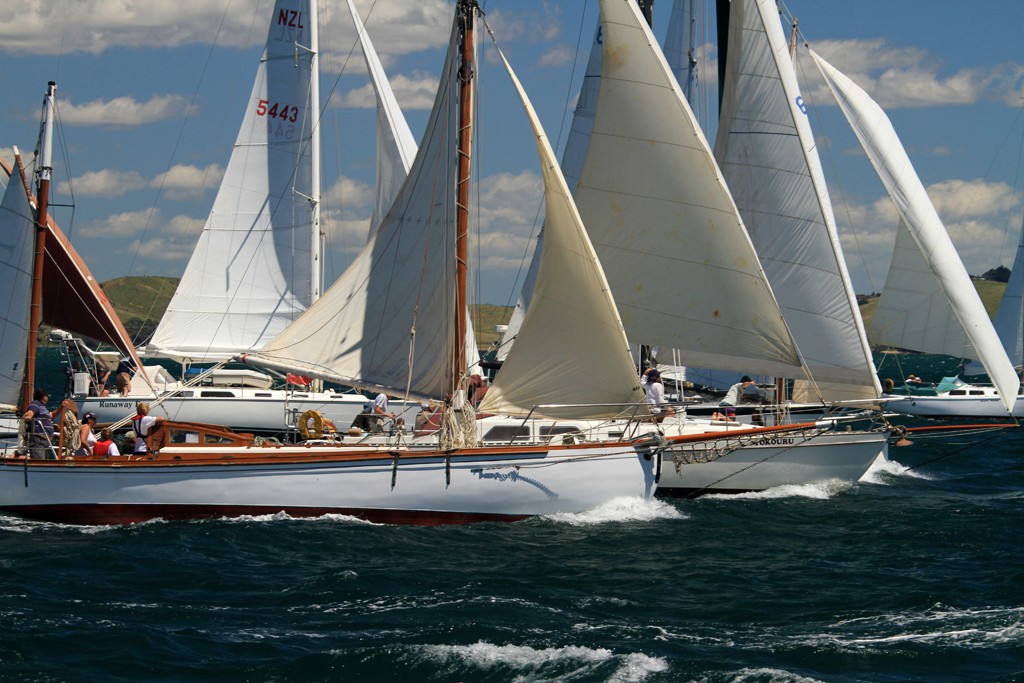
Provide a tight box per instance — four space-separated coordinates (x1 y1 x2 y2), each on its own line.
99 276 1009 350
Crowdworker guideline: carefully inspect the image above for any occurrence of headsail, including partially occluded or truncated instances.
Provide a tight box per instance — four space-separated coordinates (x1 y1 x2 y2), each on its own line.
573 0 805 378
811 49 1019 413
147 0 319 363
992 221 1024 369
0 169 35 411
714 0 879 401
478 32 645 420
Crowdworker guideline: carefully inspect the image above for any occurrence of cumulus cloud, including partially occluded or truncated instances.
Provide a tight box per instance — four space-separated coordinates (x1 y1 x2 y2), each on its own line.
59 94 190 126
800 39 1024 109
58 169 148 198
332 72 440 110
152 163 224 200
835 178 1023 294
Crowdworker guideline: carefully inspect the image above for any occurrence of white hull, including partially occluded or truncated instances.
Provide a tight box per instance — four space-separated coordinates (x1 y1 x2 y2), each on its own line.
0 441 658 525
77 392 420 435
884 390 1024 419
656 429 888 497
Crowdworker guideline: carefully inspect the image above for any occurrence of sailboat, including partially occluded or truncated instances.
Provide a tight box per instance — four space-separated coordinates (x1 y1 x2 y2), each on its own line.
0 83 147 442
0 1 684 525
486 0 888 496
69 0 423 435
807 51 1021 420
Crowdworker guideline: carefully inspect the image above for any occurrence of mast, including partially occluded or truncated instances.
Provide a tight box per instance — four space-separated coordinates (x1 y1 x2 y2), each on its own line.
309 0 322 304
788 16 798 59
452 0 475 398
22 81 56 410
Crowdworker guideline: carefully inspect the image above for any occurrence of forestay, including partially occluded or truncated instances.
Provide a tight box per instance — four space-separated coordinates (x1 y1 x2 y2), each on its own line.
811 49 1019 413
715 0 878 401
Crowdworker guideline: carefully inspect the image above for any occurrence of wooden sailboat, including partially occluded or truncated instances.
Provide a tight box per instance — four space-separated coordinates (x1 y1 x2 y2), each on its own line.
0 2 673 526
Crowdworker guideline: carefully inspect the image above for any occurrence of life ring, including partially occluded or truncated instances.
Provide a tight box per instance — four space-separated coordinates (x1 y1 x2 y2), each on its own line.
299 410 324 440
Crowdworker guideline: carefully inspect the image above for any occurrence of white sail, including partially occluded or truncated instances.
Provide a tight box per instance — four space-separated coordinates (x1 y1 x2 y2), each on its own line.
992 221 1024 368
478 39 645 420
870 218 973 357
0 174 35 410
248 16 467 402
714 0 879 401
147 0 318 362
346 0 417 231
811 49 1019 413
573 0 805 378
496 23 604 360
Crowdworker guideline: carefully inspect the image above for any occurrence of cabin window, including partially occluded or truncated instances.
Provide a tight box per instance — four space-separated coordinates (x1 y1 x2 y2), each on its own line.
291 393 309 398
203 434 234 445
169 430 201 444
254 392 272 397
200 390 236 398
949 390 966 396
178 391 194 398
969 390 985 396
539 425 581 437
481 426 530 442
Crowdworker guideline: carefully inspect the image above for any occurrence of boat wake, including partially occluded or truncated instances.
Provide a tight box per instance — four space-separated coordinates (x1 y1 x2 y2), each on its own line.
719 667 825 683
706 479 853 501
859 455 938 484
421 641 668 681
544 497 685 526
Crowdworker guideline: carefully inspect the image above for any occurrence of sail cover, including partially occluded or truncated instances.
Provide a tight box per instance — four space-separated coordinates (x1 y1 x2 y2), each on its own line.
811 49 1019 413
572 0 805 378
248 14 466 402
147 0 316 362
478 34 645 420
714 0 879 400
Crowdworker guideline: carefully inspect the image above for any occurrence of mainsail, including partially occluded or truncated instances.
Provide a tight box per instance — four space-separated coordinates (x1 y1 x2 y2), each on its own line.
573 0 806 378
811 49 1019 413
714 0 879 401
147 0 319 362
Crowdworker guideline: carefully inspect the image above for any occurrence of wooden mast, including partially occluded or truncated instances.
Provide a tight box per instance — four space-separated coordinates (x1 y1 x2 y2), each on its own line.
452 0 475 399
21 81 56 411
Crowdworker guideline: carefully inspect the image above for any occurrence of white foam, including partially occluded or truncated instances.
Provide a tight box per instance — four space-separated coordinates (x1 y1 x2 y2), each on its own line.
859 454 936 484
544 496 685 525
706 667 825 683
707 479 851 501
422 641 667 681
222 511 378 525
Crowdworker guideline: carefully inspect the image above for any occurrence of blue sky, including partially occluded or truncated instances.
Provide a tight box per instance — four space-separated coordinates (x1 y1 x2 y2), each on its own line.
2 0 1023 309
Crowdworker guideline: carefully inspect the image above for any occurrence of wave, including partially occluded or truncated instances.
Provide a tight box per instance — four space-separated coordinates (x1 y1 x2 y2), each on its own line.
859 455 938 484
705 479 852 501
421 641 668 682
543 496 685 526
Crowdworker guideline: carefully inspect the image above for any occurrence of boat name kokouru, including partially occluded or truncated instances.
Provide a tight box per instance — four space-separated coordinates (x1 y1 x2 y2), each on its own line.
752 437 796 446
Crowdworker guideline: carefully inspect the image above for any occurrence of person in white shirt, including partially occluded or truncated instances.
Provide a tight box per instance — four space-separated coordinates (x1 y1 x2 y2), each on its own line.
641 368 675 422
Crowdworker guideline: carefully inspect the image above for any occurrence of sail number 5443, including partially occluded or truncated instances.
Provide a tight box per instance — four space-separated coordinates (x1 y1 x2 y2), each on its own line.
256 100 299 122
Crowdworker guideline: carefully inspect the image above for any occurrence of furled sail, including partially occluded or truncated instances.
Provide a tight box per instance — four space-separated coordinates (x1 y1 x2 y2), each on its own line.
346 0 417 231
714 0 879 401
811 49 1018 413
478 34 645 420
147 0 318 362
247 14 467 402
573 0 805 378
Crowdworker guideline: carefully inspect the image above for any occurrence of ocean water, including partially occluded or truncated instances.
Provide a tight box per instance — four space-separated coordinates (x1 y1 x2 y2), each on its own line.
4 348 1021 681
1 427 1022 682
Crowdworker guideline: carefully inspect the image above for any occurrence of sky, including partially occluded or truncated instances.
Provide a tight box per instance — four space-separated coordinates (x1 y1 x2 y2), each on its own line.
2 0 1024 312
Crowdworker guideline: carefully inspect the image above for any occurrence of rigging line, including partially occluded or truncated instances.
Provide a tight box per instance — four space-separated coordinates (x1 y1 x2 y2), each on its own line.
903 426 1014 471
786 24 880 297
130 0 244 347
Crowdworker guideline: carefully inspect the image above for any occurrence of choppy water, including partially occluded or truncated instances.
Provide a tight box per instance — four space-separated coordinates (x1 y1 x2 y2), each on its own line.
4 348 1021 681
2 427 1022 682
